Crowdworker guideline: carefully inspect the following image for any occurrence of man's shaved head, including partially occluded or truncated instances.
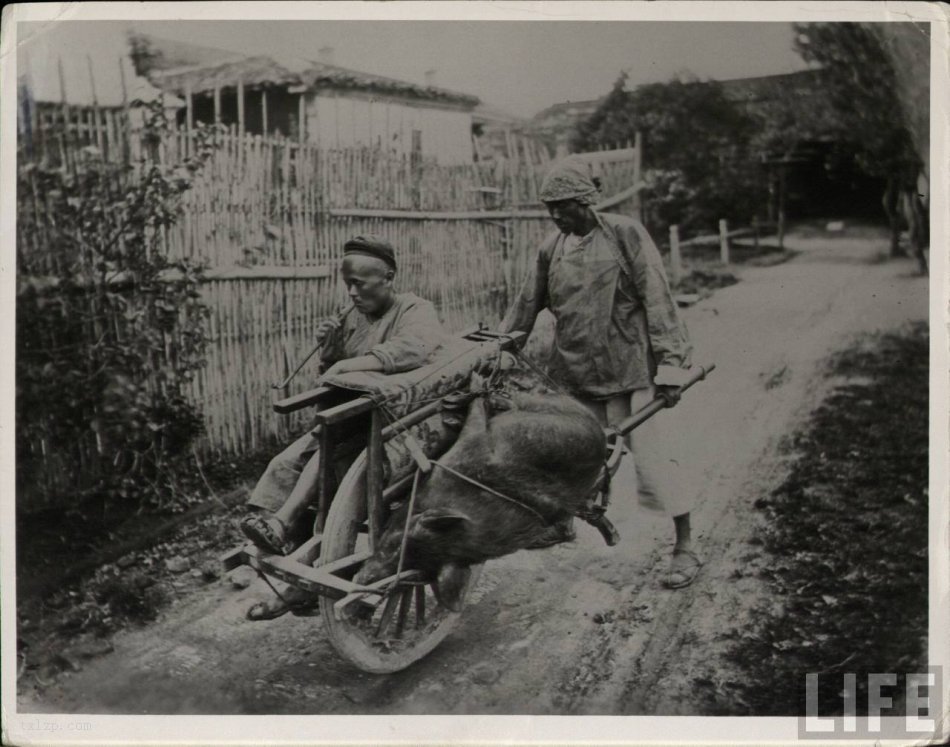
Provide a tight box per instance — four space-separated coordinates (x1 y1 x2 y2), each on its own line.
341 253 396 316
342 253 393 279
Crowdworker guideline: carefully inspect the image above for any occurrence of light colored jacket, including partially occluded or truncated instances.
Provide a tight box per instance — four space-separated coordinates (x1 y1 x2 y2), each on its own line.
501 212 692 398
322 292 445 374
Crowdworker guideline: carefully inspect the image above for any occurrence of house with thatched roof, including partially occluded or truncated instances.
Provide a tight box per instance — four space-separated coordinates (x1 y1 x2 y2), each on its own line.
132 33 481 165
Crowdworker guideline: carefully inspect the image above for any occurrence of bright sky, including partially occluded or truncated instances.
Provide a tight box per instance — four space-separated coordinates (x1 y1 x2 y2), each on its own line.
20 20 811 118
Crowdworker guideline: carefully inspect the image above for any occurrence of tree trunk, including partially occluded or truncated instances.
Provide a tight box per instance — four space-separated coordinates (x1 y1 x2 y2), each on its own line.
900 187 929 275
881 176 904 258
777 165 786 250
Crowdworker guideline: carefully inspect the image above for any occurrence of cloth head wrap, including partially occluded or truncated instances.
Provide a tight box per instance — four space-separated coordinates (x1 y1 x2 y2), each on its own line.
538 155 600 205
343 235 397 271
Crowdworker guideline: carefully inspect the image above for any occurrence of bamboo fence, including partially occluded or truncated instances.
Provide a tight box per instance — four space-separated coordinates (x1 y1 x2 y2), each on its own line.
18 102 641 491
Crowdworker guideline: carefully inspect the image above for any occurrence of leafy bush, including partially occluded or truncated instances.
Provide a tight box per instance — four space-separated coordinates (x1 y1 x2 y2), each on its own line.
16 103 221 511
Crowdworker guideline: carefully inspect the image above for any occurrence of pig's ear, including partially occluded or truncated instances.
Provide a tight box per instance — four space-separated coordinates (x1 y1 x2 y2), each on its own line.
413 508 472 534
434 562 471 612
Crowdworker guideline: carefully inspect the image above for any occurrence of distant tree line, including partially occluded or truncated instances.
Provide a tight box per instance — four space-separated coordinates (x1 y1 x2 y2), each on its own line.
794 22 928 271
570 22 929 272
572 71 762 236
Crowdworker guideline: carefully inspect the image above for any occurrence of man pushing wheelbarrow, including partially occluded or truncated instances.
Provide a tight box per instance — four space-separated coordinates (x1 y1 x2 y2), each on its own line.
497 155 703 590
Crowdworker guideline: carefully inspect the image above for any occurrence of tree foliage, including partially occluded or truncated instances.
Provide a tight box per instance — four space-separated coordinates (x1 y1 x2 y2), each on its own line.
17 104 220 511
795 22 928 270
868 24 930 174
571 72 762 234
793 23 920 183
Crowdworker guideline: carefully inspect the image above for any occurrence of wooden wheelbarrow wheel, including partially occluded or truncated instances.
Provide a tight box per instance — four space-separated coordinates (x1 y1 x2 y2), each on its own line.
319 450 482 674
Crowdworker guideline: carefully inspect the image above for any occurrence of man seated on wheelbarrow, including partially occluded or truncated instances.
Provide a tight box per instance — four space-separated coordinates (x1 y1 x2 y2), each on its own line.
240 235 445 618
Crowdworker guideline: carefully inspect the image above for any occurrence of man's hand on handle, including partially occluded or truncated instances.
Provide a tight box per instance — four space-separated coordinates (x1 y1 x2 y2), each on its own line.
654 364 692 408
656 384 682 408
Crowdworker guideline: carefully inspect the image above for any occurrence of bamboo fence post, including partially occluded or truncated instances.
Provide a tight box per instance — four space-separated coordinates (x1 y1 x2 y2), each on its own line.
118 58 138 166
632 131 643 222
261 89 268 135
103 108 115 160
185 84 194 156
158 91 168 165
719 218 730 265
18 59 31 156
669 224 682 284
214 84 222 124
777 164 787 250
56 57 71 172
85 55 105 156
237 77 245 139
33 67 46 161
117 58 128 158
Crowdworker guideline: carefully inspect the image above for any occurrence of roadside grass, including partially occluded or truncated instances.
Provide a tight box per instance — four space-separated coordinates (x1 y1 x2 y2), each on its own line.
15 453 266 690
17 502 251 690
16 449 271 592
725 321 929 715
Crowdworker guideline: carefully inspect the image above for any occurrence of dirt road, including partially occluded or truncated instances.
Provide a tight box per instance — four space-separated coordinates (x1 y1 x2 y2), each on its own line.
19 227 928 715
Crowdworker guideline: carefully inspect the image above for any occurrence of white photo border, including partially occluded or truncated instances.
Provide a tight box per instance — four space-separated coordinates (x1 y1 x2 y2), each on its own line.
2 2 947 745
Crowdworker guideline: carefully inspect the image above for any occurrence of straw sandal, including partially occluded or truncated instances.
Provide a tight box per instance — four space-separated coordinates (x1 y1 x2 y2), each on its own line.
240 514 289 556
246 587 320 621
663 548 703 589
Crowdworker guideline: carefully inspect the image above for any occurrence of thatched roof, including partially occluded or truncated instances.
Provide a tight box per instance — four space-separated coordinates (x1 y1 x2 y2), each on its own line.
151 53 479 108
128 32 245 75
472 102 526 128
152 57 300 94
297 62 479 107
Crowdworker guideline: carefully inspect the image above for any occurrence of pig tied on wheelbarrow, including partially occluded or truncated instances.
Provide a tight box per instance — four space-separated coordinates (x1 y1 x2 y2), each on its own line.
355 391 606 610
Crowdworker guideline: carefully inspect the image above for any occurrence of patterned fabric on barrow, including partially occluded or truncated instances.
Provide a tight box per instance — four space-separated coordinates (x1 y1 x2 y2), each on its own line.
320 337 505 418
250 339 520 512
323 338 532 487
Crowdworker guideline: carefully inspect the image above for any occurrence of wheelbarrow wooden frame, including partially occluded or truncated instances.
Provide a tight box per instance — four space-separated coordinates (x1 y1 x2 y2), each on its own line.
221 328 527 671
221 326 713 672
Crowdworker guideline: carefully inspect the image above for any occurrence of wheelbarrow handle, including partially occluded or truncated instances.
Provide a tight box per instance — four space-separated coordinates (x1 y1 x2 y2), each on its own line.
612 363 716 438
